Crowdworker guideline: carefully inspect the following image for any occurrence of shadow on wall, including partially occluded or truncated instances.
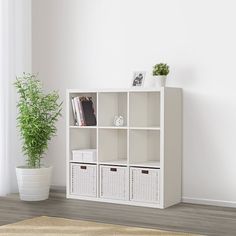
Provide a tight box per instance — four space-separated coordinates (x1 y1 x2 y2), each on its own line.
170 65 198 88
182 89 236 201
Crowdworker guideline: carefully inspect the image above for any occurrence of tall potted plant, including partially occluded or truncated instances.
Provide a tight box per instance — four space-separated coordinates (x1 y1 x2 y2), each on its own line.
14 73 62 201
152 63 170 87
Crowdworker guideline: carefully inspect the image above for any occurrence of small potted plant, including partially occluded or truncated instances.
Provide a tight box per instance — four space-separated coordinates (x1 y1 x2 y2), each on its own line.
152 63 170 87
14 73 62 201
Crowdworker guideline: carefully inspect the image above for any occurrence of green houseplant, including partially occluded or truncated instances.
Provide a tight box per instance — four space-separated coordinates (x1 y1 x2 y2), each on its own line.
14 73 62 201
152 63 169 87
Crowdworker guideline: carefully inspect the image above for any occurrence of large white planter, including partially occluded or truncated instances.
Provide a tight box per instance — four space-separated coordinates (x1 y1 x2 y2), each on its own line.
154 75 167 87
16 166 52 201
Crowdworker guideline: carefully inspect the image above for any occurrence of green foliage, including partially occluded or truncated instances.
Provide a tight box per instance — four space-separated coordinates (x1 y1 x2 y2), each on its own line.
14 73 62 168
153 63 170 76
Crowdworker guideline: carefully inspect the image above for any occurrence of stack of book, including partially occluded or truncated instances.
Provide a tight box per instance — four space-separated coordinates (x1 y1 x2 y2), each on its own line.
71 96 97 126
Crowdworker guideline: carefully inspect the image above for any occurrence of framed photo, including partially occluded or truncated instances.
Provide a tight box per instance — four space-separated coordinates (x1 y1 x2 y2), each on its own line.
132 71 146 87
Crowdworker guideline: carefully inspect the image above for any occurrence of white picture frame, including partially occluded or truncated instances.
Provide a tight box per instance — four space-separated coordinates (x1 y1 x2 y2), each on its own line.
132 71 146 87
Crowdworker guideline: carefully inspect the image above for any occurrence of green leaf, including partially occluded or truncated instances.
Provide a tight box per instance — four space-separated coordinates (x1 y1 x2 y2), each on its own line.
152 63 170 76
14 73 63 168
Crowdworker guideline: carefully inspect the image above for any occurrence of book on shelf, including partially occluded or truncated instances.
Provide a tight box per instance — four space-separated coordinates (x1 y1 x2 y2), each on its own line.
78 97 86 125
80 97 97 126
71 98 77 125
71 96 97 126
72 97 81 126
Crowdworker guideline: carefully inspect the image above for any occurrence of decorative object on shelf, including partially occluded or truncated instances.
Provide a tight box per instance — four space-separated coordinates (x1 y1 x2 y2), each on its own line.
72 149 97 162
114 115 124 127
132 71 146 87
100 165 128 200
152 63 169 87
130 167 160 203
71 96 96 126
14 73 62 201
71 163 97 197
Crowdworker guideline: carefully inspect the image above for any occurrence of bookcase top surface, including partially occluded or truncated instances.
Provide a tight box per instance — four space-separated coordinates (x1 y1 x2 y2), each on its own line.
67 87 182 93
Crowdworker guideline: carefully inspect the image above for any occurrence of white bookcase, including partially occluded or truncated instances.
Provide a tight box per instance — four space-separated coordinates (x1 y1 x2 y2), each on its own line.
66 87 182 209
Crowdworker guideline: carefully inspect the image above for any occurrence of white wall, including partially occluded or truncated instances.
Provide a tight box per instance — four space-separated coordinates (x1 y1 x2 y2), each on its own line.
32 0 236 207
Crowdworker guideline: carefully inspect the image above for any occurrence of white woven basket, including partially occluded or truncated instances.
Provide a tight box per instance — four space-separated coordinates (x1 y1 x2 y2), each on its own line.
100 165 128 200
70 163 97 197
130 167 160 203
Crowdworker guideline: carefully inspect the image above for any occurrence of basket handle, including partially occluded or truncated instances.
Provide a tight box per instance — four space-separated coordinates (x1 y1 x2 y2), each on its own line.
141 170 149 174
110 168 117 172
80 166 87 170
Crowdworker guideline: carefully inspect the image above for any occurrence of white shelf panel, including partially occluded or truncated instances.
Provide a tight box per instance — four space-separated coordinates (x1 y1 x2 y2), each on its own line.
67 88 163 93
99 159 127 166
70 126 97 129
130 161 160 168
67 194 161 208
69 160 97 164
99 126 128 130
70 126 129 129
130 127 160 130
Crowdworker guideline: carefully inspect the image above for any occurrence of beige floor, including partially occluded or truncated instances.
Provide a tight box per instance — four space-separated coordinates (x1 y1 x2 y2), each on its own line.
0 216 200 236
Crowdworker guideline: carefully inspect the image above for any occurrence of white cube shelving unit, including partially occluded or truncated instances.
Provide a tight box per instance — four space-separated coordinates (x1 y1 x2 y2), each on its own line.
66 88 182 209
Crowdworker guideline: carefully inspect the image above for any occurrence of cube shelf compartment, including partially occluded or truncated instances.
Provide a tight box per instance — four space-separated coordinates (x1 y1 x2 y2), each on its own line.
129 92 160 128
69 92 97 127
98 128 127 165
70 163 97 197
98 92 127 127
67 88 182 209
129 129 160 167
130 167 160 203
69 128 96 162
100 165 128 200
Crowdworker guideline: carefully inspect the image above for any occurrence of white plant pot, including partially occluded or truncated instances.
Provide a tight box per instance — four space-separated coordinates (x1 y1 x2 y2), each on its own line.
16 166 52 201
154 75 167 87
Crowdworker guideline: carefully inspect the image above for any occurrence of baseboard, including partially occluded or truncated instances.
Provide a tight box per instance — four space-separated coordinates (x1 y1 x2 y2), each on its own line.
182 197 236 208
50 185 66 193
49 187 236 208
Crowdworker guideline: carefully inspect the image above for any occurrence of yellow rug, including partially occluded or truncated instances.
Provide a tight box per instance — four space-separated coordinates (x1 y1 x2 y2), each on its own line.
0 216 201 236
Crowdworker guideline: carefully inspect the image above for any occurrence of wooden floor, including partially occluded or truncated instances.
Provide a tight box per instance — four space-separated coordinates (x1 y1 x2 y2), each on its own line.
0 191 236 236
